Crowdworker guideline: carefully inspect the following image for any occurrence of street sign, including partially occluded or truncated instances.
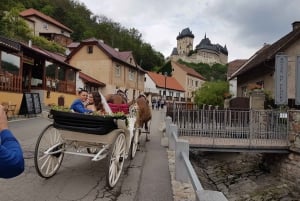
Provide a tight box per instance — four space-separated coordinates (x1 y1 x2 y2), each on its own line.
275 54 288 105
296 56 300 105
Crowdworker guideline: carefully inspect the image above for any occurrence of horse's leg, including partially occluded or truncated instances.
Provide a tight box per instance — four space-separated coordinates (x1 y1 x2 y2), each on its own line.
144 120 151 141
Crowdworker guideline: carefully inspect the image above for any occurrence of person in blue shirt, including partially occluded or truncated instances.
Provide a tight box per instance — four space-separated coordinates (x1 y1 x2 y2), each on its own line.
70 89 93 113
0 104 25 179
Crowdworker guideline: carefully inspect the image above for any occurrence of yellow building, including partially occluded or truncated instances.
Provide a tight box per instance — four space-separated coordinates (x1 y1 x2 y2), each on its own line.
67 38 146 99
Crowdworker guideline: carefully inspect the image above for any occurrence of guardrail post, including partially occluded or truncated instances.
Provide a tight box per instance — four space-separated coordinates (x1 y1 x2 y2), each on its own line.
169 124 178 151
165 116 172 138
161 116 172 147
196 190 228 201
175 139 189 183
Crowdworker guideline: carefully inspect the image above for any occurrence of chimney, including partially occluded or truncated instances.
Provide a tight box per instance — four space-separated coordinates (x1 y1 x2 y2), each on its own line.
28 40 32 47
292 21 300 30
114 48 119 52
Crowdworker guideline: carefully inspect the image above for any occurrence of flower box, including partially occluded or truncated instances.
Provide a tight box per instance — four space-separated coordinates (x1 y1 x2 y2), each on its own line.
50 110 121 135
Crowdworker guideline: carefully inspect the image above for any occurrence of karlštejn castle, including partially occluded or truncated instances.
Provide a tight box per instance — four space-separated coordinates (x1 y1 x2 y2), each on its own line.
169 28 228 65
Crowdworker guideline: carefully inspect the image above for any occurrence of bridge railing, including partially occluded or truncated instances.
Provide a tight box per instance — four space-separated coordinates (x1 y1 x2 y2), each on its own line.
165 117 228 201
168 108 289 149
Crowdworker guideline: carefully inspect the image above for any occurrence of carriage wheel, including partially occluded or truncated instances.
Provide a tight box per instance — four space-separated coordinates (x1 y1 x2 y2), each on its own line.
130 128 140 159
106 132 126 188
34 124 64 178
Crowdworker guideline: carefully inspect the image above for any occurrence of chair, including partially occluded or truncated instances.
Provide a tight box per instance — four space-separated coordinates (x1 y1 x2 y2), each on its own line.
1 102 16 119
7 104 16 119
1 102 9 114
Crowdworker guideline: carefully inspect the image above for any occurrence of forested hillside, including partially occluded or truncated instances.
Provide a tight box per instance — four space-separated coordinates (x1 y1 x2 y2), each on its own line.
0 0 164 71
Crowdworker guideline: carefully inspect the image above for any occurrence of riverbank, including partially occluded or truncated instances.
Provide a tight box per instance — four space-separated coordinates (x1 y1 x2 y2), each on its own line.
190 151 300 201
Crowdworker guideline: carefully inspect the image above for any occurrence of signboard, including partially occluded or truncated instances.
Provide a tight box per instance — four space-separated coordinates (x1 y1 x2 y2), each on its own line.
296 56 300 105
19 93 42 115
275 54 288 105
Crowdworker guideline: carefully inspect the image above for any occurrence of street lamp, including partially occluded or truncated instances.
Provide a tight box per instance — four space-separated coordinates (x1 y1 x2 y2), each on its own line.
164 72 167 100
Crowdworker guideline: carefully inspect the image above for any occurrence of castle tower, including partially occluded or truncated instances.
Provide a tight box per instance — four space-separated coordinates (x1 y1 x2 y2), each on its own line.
176 28 194 56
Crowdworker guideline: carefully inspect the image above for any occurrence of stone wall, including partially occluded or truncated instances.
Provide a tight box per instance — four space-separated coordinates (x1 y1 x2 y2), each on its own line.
264 110 300 193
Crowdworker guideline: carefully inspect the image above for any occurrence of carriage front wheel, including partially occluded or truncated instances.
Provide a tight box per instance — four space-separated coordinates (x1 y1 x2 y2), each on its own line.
106 132 126 188
130 128 140 159
34 124 64 178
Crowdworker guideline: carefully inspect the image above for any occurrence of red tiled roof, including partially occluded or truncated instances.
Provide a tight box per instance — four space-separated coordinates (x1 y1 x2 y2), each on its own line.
147 71 185 92
20 8 73 33
79 72 106 87
171 61 206 80
227 59 247 77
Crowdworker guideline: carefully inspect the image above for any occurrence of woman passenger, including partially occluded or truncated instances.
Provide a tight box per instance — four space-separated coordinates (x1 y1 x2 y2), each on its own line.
86 91 107 115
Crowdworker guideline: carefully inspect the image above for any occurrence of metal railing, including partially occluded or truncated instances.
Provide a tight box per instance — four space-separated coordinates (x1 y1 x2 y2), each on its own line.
165 117 228 201
169 108 289 151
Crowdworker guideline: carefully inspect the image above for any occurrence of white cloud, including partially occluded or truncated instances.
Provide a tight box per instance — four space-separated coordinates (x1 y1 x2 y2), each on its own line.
80 0 300 62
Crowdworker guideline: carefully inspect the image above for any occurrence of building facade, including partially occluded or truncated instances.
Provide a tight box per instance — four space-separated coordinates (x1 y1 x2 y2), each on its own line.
171 61 206 102
20 8 73 47
67 38 145 100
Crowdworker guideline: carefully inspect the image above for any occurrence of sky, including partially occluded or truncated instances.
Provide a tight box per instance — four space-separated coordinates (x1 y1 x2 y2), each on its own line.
80 0 300 62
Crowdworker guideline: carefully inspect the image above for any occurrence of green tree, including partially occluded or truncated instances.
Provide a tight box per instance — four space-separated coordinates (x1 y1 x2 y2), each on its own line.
178 60 227 81
0 0 166 70
0 6 32 41
194 81 229 107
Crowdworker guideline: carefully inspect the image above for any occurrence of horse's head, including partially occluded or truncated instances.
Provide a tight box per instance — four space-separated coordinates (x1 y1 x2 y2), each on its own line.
137 94 148 104
117 89 128 104
106 89 128 104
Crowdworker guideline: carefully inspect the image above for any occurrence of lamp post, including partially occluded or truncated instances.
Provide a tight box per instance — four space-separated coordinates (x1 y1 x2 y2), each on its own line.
164 72 167 100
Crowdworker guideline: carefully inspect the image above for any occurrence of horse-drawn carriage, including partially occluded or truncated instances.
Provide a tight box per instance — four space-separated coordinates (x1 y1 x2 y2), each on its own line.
34 92 151 188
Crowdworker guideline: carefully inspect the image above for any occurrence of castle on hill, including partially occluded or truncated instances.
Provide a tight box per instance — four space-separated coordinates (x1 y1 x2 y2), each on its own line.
169 28 228 65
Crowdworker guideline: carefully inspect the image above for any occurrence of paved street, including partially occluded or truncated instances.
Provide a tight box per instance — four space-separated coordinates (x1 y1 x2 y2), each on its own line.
0 109 172 201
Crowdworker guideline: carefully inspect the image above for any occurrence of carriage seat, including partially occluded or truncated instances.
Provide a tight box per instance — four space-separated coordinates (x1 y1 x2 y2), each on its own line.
108 103 129 114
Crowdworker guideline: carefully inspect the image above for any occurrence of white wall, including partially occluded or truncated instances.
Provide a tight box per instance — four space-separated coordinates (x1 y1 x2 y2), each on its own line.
144 74 159 94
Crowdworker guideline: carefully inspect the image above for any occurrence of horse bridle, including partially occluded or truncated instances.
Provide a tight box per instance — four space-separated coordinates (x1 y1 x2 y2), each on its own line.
117 90 128 103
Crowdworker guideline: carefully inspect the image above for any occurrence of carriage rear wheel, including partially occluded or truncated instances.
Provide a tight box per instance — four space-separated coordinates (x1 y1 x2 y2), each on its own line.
34 124 64 178
106 132 126 188
130 128 140 159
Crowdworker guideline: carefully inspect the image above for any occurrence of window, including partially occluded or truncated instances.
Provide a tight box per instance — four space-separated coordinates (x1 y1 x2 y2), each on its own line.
115 65 121 77
43 23 48 30
45 61 56 79
256 80 264 89
1 51 20 75
241 86 247 97
129 69 135 80
66 69 75 81
87 46 93 54
58 66 65 81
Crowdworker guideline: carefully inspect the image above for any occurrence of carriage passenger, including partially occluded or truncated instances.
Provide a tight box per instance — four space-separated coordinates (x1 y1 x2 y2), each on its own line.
86 91 108 115
70 89 93 114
